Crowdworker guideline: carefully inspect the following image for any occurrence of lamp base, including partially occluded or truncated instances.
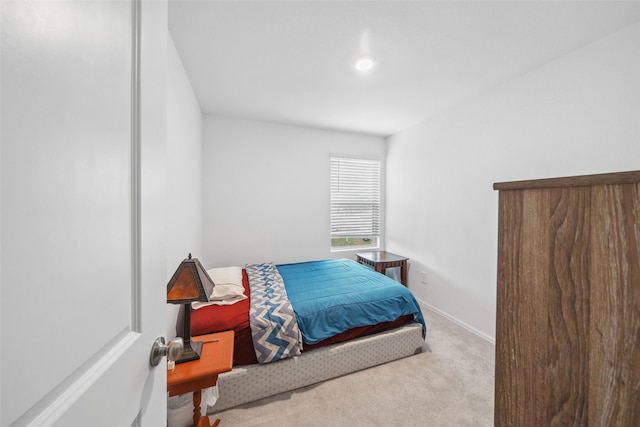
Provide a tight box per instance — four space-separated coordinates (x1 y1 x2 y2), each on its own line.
174 340 203 364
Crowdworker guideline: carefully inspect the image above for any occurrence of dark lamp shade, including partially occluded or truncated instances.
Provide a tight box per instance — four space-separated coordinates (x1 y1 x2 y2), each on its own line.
166 254 215 364
166 254 214 304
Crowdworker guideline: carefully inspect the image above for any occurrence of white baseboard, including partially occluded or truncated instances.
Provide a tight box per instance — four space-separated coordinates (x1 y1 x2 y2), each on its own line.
416 298 496 345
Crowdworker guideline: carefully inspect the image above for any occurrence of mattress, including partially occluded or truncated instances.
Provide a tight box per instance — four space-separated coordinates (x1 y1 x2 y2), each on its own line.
190 259 426 366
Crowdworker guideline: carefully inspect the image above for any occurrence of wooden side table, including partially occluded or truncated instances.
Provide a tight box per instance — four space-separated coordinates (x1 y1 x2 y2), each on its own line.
168 331 234 427
356 251 409 286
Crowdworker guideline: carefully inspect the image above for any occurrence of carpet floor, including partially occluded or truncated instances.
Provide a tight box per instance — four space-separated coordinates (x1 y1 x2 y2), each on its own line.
209 304 495 426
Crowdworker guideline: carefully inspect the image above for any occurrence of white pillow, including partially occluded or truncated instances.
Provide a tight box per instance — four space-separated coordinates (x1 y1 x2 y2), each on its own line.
192 266 247 309
208 266 242 286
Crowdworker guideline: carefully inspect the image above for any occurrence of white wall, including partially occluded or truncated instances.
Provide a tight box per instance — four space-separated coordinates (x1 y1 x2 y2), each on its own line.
202 116 385 267
166 34 203 338
385 22 640 341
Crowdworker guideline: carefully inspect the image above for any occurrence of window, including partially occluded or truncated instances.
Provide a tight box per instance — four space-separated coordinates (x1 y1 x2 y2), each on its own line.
330 156 381 250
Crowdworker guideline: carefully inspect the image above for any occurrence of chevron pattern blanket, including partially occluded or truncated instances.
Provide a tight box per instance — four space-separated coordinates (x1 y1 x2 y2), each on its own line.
246 262 302 364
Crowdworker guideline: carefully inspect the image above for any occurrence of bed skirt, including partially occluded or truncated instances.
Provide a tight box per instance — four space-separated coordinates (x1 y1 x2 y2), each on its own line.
209 322 425 413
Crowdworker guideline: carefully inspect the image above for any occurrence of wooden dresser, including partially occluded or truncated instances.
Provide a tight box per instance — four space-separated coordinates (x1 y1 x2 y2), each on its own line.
493 171 640 426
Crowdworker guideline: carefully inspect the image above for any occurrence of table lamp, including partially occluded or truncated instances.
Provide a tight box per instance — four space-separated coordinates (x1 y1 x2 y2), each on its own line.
167 253 214 364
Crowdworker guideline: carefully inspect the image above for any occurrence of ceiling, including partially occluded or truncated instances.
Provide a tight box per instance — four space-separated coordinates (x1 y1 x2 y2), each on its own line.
169 1 640 137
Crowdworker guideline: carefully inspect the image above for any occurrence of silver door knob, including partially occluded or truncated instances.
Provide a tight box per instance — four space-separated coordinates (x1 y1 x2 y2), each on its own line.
150 337 184 367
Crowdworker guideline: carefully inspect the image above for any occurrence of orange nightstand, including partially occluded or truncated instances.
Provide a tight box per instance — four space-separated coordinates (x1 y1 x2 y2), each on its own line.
168 331 234 427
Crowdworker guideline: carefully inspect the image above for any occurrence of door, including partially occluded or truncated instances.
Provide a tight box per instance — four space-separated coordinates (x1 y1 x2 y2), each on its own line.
1 1 168 426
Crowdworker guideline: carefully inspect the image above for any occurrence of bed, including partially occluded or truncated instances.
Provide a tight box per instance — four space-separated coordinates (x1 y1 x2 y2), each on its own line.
188 258 427 412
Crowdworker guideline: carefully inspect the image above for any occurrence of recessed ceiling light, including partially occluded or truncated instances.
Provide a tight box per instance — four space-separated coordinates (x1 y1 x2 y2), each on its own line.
354 55 376 73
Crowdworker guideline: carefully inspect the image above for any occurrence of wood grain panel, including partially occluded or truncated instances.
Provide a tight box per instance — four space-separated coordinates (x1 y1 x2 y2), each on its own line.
495 189 523 427
495 172 639 427
588 183 640 427
546 186 591 426
495 188 552 426
521 189 553 426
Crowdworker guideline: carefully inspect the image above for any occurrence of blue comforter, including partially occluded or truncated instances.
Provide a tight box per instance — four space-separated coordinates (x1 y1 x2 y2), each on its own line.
276 258 426 345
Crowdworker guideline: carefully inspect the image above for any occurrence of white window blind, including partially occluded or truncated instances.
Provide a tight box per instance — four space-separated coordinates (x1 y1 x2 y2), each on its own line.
330 156 381 238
